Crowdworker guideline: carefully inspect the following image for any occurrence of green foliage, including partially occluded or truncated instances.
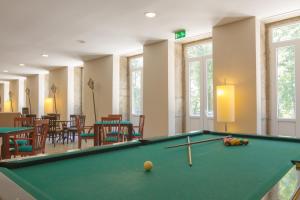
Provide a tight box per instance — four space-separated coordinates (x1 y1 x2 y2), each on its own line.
277 46 296 119
130 57 143 115
273 23 300 43
206 59 213 116
189 61 201 116
187 43 212 58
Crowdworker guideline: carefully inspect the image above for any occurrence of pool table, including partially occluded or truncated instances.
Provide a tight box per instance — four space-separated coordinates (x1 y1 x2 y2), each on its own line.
1 131 300 200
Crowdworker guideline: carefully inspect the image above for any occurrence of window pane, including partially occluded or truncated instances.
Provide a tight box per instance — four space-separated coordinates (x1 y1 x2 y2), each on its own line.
272 23 300 43
277 46 296 119
186 43 212 58
130 57 143 70
206 59 213 117
132 70 142 115
189 61 201 116
130 57 143 115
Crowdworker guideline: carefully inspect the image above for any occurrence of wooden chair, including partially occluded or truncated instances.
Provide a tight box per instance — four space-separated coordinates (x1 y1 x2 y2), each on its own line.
14 117 32 127
47 113 60 120
108 114 125 137
25 114 37 126
132 115 145 139
108 114 122 120
42 115 59 145
10 117 33 147
101 117 121 145
69 114 86 142
76 116 94 149
11 119 49 157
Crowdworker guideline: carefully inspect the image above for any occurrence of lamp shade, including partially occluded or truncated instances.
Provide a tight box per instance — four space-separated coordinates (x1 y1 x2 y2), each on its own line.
216 85 235 122
44 97 54 114
4 100 11 112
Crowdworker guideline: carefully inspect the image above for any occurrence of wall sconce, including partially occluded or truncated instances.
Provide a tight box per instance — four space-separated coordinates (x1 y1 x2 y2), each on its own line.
44 97 54 114
25 88 31 114
50 84 57 114
88 78 97 122
8 91 13 112
216 84 235 132
4 100 11 112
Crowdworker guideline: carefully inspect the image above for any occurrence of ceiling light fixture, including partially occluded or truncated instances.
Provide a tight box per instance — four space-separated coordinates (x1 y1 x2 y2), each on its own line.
77 40 86 44
41 54 49 58
145 12 156 18
3 70 8 73
19 63 25 66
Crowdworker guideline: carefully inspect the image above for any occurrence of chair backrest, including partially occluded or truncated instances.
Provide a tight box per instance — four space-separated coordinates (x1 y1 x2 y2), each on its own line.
138 115 145 136
108 114 122 120
25 114 36 126
47 113 60 120
41 115 57 133
75 116 85 134
71 115 85 128
101 117 121 142
14 117 32 127
32 119 49 153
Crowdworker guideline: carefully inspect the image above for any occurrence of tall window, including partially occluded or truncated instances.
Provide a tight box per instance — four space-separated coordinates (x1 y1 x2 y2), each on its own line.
269 20 300 136
272 22 300 43
130 56 143 115
272 22 300 119
276 46 296 119
206 58 213 117
189 61 201 116
186 42 213 117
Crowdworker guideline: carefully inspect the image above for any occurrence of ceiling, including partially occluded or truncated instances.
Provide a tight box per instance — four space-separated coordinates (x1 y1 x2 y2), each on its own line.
0 0 299 80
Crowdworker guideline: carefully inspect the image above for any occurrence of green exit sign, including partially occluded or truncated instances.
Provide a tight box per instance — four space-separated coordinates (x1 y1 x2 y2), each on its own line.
175 30 186 39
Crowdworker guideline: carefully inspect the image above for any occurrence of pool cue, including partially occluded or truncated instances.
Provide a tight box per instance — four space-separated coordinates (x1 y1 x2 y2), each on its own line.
166 136 231 149
187 136 192 167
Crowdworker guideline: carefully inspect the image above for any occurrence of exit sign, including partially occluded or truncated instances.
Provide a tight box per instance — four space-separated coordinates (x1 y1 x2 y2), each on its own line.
175 30 186 39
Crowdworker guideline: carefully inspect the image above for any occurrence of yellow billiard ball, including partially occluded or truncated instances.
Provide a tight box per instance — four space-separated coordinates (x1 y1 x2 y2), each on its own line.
144 161 153 171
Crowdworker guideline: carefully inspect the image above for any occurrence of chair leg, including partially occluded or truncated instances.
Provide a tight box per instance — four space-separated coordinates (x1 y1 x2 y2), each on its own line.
78 137 81 149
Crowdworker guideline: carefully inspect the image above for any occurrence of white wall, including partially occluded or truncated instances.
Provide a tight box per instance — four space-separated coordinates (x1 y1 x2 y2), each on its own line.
83 55 120 126
48 68 69 120
143 40 175 138
213 17 261 133
67 66 75 118
38 74 46 117
25 75 39 115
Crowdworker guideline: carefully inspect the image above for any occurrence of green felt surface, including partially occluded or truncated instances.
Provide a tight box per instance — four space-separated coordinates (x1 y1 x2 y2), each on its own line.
0 127 33 135
95 120 132 125
2 132 300 200
80 133 95 137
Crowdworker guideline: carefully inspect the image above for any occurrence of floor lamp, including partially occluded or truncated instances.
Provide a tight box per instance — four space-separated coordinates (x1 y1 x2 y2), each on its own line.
88 78 97 122
25 88 31 114
216 84 235 132
8 91 13 112
51 84 57 114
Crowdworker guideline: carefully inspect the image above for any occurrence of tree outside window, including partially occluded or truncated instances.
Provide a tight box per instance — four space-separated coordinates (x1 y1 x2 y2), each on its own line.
130 57 143 115
277 46 296 119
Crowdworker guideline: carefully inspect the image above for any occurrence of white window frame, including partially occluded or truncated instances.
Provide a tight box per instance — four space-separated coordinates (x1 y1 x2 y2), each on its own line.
184 40 214 132
269 21 300 136
184 41 213 118
205 58 214 118
129 55 143 117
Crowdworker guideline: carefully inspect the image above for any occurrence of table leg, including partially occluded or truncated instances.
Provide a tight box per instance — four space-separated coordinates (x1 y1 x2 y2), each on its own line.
3 135 10 159
0 136 3 160
128 124 133 141
94 124 99 146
